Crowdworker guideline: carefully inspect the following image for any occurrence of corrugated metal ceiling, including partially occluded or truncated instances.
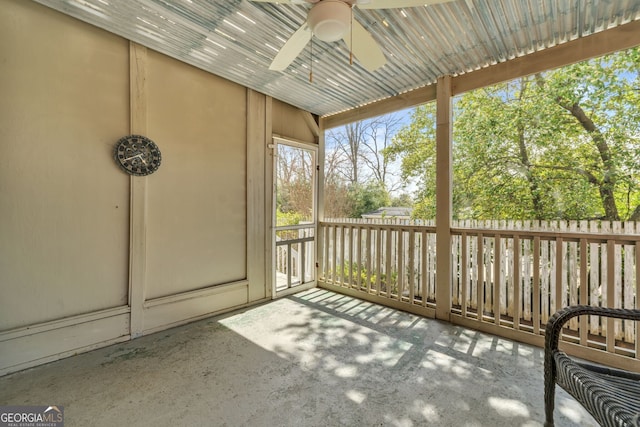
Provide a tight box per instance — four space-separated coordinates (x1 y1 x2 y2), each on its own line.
33 0 640 117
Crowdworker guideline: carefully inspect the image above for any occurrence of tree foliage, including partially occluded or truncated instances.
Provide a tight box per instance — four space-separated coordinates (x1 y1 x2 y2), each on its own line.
347 182 391 218
387 47 640 220
276 144 314 225
383 103 437 218
324 114 404 217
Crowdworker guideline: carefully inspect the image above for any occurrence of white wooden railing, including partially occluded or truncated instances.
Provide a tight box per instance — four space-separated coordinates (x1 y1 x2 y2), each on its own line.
318 218 640 368
275 225 315 291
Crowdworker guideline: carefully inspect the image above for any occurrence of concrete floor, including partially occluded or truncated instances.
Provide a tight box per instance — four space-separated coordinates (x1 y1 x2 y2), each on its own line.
0 288 596 427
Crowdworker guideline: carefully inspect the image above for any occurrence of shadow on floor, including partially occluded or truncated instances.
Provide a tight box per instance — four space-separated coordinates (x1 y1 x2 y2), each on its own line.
0 288 595 426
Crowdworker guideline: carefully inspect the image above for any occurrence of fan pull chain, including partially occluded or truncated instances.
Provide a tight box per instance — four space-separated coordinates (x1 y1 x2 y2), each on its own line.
350 6 353 66
309 36 313 83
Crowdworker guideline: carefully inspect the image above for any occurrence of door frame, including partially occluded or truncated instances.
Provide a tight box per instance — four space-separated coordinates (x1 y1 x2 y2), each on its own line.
271 136 318 298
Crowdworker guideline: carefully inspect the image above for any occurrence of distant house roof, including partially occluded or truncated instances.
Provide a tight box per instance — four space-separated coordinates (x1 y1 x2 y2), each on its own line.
361 207 413 219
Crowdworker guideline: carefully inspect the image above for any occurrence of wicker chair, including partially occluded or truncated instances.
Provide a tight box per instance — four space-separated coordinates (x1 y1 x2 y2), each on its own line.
544 305 640 427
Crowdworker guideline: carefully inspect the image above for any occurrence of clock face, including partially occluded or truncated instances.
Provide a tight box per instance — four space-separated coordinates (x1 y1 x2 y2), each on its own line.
114 135 162 176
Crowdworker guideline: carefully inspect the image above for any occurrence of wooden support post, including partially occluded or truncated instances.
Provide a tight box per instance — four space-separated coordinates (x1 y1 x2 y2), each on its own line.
247 89 267 302
435 75 452 321
317 117 325 285
129 42 147 338
264 97 274 298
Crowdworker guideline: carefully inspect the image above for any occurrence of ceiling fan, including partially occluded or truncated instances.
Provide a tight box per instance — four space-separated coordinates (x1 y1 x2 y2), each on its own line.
250 0 452 73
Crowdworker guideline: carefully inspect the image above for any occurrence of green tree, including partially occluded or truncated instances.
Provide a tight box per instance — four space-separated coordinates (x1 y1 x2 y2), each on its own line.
325 113 406 218
388 47 640 221
276 145 314 224
390 193 413 207
384 103 437 218
347 182 390 218
454 76 604 220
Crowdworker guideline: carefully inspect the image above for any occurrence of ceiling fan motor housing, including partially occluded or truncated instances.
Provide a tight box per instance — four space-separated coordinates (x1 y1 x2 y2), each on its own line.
308 0 351 42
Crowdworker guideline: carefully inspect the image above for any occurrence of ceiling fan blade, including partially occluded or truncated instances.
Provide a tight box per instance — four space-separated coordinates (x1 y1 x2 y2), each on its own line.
357 0 453 9
269 24 312 71
249 0 302 3
343 19 386 72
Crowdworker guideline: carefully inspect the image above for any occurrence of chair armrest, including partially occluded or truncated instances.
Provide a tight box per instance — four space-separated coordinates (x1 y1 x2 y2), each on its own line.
545 305 640 354
544 305 640 427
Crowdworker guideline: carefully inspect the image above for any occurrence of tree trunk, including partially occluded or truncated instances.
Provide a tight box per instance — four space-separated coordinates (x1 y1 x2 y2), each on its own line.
516 78 546 218
534 73 620 220
345 123 360 185
629 205 640 221
560 102 620 220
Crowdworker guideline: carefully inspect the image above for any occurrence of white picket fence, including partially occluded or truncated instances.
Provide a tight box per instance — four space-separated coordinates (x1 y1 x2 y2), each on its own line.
318 218 640 362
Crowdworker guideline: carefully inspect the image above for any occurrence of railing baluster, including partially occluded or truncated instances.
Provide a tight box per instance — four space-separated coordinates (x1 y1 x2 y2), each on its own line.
555 236 564 319
317 225 324 280
340 225 345 286
365 227 372 293
287 241 292 288
569 222 579 331
523 237 532 322
470 233 478 311
461 232 468 317
356 226 362 290
429 231 436 301
607 239 615 353
397 229 404 301
326 225 332 282
477 233 484 322
624 222 636 344
614 222 623 340
636 240 639 360
385 227 392 298
409 229 415 303
602 222 611 338
533 236 541 335
486 236 493 314
494 234 501 326
579 238 588 346
375 228 382 295
502 235 509 318
589 222 600 335
348 226 354 288
331 225 337 284
542 236 551 324
300 241 305 284
513 234 521 330
421 229 428 307
452 233 459 308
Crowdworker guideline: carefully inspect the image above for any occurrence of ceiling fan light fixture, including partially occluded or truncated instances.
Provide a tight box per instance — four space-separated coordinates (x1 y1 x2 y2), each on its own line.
307 0 351 42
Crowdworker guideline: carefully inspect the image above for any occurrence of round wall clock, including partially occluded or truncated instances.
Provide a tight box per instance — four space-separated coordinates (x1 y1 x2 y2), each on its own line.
114 135 162 176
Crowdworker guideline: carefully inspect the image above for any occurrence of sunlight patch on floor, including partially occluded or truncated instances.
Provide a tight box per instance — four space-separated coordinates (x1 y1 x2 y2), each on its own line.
488 396 530 417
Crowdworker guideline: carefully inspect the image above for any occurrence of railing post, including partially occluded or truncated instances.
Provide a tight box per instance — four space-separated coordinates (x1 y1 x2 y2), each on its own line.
435 75 453 321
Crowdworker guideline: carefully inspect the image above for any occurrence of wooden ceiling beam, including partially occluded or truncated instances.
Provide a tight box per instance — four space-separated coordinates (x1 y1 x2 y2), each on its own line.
453 19 640 96
321 84 437 130
302 111 320 138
